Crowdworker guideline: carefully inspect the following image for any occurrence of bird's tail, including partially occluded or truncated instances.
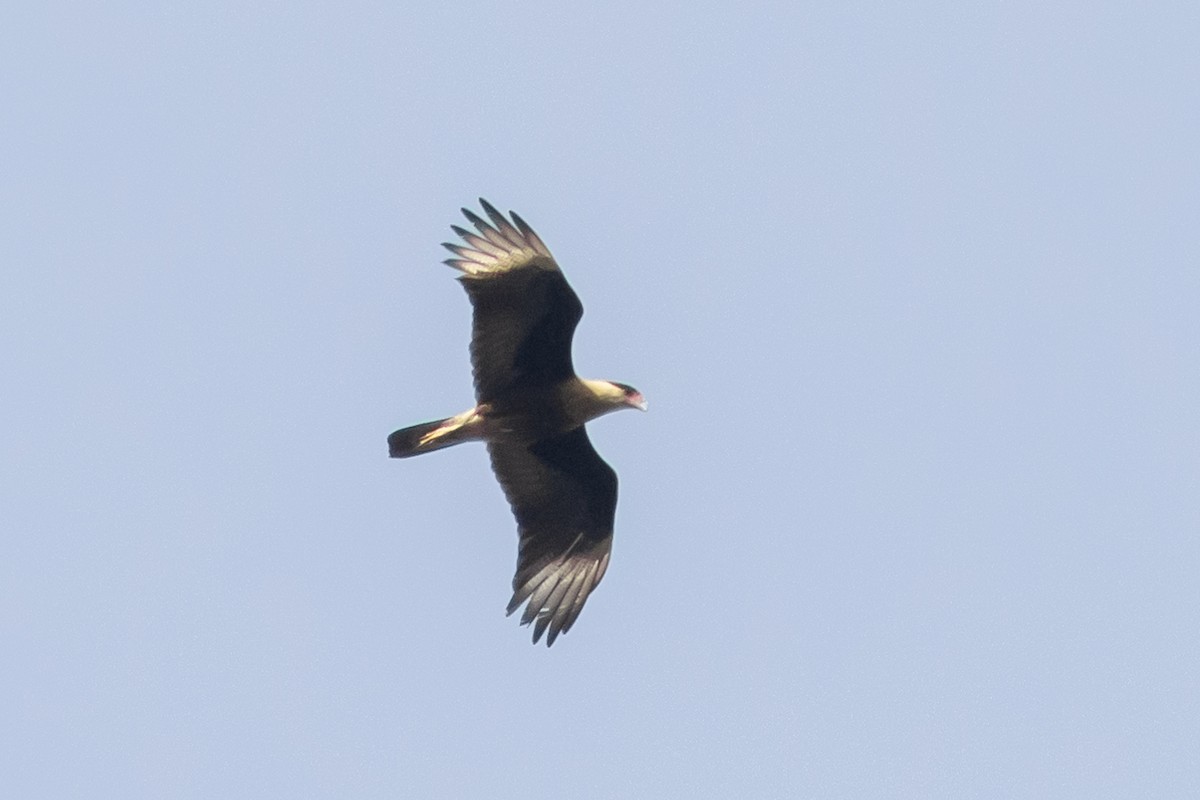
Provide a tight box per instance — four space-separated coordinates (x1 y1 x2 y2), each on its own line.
387 410 482 458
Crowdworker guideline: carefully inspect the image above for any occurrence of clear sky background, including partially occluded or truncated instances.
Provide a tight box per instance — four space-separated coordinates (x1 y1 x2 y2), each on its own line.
3 2 1197 798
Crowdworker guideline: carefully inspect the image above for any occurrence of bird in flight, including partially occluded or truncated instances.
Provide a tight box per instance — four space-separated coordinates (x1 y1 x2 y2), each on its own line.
388 200 646 646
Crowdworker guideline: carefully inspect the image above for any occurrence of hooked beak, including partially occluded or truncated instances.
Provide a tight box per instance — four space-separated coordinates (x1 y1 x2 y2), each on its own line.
628 392 648 412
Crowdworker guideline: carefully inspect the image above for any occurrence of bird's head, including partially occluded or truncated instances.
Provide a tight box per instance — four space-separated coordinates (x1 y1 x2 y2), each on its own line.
578 379 648 419
610 381 648 412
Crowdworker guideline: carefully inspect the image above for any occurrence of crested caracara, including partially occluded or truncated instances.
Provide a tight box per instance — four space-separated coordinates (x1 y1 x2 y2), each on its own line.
388 200 646 646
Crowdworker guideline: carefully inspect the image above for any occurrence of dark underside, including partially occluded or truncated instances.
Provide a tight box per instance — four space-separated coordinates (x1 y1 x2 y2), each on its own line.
461 269 584 402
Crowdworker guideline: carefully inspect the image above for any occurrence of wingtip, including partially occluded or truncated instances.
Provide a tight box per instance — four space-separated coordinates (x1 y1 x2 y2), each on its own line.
510 210 532 234
478 198 502 225
532 615 550 642
510 210 553 258
447 200 558 277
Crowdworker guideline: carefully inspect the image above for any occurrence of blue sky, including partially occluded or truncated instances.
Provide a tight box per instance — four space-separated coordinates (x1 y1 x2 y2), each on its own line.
3 2 1198 797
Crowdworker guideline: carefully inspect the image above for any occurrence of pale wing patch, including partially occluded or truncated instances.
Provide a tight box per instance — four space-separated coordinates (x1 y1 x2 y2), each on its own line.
506 539 611 646
442 199 558 277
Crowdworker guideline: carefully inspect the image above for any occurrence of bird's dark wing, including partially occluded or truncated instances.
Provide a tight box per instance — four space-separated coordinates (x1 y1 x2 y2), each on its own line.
442 199 583 403
487 426 617 646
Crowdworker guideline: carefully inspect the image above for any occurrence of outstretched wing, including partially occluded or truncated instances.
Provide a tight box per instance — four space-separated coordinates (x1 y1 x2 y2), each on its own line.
487 427 617 646
442 199 583 403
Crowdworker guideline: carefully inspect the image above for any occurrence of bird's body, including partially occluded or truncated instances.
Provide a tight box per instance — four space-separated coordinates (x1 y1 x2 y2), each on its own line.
390 377 633 456
388 200 644 645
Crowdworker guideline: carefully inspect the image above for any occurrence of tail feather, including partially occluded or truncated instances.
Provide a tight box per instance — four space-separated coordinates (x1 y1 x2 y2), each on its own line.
388 414 477 458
